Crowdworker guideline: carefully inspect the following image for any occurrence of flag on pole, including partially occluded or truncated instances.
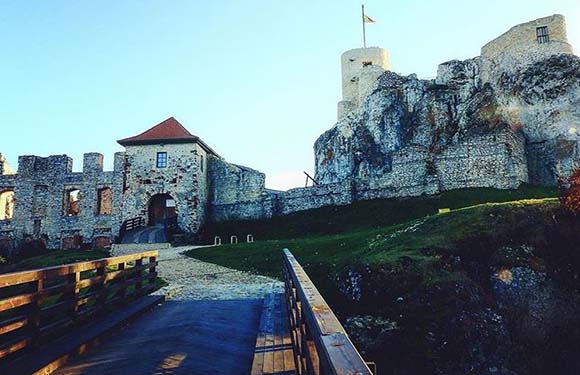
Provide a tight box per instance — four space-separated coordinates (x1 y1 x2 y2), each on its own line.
363 14 376 23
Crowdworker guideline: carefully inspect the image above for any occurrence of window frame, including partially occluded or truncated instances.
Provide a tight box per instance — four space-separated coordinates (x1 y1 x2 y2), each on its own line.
536 26 549 44
156 152 168 168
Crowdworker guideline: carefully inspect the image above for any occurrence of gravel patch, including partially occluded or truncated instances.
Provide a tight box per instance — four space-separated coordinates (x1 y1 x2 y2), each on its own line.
152 246 283 300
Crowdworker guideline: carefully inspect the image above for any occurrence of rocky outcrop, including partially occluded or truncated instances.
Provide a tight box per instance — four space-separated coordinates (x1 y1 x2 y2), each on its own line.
315 54 580 195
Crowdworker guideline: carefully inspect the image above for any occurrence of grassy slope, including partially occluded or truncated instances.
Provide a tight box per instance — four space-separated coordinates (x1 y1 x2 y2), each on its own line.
188 187 557 279
201 185 557 242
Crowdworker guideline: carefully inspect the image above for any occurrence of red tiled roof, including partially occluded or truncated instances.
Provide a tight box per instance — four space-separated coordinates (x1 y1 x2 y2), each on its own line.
117 117 218 155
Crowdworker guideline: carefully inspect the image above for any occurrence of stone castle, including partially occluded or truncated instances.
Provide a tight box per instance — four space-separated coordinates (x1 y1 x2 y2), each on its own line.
0 14 579 253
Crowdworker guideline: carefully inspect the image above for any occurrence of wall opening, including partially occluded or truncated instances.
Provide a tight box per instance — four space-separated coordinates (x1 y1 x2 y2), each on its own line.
64 189 81 216
97 187 112 215
0 190 15 221
536 26 549 44
362 61 373 67
156 152 168 168
148 193 177 226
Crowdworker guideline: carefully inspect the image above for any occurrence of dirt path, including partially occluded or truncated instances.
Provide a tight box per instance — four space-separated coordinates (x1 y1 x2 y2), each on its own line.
152 246 283 300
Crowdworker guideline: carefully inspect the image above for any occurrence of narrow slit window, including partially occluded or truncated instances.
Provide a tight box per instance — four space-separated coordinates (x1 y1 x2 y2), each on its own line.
362 61 373 67
536 26 549 44
156 152 168 168
200 155 204 172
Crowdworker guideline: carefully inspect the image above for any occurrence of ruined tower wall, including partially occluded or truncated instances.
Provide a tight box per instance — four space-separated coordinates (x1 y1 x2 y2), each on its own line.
480 14 573 81
208 156 277 222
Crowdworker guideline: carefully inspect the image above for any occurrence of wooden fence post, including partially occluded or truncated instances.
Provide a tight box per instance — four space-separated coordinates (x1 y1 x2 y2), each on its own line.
135 258 143 297
69 271 80 317
96 265 106 312
30 277 43 348
149 256 157 290
117 263 126 302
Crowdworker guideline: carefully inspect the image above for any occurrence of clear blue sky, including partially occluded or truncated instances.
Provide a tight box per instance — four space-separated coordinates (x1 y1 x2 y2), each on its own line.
1 0 578 190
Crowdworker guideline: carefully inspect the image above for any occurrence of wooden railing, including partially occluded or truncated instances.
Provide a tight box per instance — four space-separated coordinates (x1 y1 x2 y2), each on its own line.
119 217 144 240
0 251 158 361
283 249 374 375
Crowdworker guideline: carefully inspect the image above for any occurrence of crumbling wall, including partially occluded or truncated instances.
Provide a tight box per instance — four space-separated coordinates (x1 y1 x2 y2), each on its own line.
1 154 117 250
208 156 276 221
279 181 353 215
480 14 573 82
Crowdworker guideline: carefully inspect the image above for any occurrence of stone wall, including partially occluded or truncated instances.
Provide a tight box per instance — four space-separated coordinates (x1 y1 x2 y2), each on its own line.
435 129 528 190
338 47 391 120
208 156 277 221
0 154 117 250
480 14 573 82
120 143 206 234
279 181 353 215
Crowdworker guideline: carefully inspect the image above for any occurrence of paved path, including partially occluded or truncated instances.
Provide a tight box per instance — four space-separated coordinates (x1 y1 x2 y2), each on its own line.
121 225 167 244
55 247 283 375
154 246 283 300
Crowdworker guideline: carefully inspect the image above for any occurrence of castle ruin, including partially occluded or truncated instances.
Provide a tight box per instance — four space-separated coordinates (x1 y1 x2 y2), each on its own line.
0 15 579 254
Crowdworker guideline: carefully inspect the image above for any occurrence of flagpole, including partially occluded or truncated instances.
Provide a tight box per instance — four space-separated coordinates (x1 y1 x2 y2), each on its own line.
362 4 366 48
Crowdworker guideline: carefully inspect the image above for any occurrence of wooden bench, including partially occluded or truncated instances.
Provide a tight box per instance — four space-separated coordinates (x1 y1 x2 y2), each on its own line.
251 293 296 375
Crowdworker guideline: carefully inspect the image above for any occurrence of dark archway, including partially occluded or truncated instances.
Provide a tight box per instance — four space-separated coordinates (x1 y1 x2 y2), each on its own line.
147 193 177 226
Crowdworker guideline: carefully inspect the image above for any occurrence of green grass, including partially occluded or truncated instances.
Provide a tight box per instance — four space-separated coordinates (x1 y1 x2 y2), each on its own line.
201 184 557 242
186 198 559 282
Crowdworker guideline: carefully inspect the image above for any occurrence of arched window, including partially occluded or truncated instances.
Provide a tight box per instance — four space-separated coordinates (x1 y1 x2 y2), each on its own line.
0 190 14 221
97 187 112 215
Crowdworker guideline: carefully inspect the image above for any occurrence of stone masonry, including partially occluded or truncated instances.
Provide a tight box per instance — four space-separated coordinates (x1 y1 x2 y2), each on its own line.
0 15 578 253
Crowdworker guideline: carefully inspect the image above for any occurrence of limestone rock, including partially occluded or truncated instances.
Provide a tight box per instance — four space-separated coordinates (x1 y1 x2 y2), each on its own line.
315 54 580 194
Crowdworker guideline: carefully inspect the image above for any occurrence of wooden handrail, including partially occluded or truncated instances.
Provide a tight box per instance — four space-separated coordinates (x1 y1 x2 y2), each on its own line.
282 249 373 375
119 217 144 241
0 250 158 362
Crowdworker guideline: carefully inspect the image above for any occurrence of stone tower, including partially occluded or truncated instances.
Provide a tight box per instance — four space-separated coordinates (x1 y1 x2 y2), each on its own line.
116 117 217 235
337 47 391 120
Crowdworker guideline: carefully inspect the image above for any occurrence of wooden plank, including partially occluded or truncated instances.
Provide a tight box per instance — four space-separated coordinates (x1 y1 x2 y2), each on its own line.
0 292 37 312
280 295 297 372
0 251 158 288
0 338 29 359
262 294 275 374
0 315 28 336
76 275 106 290
320 334 372 375
283 249 372 375
0 295 164 375
251 295 271 375
272 294 285 374
104 262 156 283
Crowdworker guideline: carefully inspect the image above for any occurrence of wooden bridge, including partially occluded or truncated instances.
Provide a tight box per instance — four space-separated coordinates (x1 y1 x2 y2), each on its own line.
0 249 374 375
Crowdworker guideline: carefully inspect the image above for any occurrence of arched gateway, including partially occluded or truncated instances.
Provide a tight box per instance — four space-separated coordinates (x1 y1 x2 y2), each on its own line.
148 193 177 226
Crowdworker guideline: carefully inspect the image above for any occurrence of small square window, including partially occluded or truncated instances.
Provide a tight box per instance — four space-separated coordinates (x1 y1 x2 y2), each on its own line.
536 26 549 44
156 152 168 168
